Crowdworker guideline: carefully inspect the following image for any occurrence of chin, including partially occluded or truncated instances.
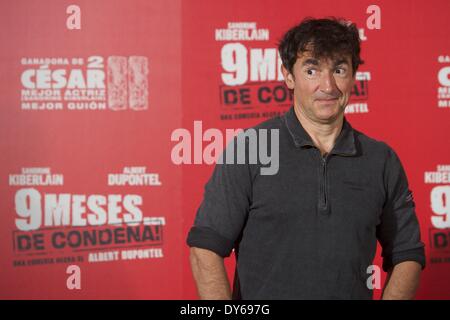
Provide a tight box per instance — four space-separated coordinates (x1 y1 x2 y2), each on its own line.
315 110 341 123
319 105 345 118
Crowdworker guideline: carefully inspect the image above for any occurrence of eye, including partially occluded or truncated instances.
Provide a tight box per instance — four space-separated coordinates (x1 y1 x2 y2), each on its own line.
306 68 317 76
335 67 347 75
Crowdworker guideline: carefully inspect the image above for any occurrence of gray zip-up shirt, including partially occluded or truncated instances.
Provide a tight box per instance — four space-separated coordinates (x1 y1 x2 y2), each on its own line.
187 106 425 299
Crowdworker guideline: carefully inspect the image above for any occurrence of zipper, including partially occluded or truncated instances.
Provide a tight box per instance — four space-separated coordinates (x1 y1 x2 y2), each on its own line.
316 149 353 214
321 155 328 209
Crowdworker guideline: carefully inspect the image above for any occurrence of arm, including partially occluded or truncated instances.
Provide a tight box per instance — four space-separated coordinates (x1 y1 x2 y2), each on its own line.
376 146 425 297
382 261 422 300
190 247 232 300
187 137 254 299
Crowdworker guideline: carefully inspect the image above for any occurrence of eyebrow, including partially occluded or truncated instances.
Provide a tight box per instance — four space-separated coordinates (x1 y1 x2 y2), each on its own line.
333 59 350 67
301 58 350 68
301 58 319 66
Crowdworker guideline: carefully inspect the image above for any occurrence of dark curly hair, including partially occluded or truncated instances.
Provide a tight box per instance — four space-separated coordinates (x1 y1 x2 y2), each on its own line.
278 17 363 76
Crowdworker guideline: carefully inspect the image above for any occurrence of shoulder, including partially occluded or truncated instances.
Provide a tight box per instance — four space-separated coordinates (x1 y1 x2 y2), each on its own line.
352 128 406 181
352 128 398 160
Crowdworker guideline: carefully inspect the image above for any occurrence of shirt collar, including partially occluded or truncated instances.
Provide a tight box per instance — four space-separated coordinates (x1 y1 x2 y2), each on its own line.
283 106 357 156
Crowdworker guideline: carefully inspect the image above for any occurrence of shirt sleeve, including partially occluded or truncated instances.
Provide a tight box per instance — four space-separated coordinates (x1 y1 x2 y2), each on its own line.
186 136 254 257
376 145 426 272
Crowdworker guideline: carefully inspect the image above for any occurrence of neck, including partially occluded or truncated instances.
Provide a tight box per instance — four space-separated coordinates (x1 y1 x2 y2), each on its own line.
294 105 344 156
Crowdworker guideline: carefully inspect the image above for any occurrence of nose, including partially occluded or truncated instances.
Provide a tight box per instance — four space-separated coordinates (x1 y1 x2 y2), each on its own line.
319 70 337 95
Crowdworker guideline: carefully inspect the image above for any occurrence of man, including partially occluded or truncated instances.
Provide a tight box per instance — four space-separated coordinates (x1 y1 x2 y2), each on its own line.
187 18 425 299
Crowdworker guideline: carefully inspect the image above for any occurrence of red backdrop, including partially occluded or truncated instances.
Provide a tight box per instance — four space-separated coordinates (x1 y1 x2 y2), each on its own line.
0 0 449 299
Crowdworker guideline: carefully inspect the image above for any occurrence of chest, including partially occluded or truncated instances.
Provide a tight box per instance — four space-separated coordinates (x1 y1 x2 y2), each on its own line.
250 147 386 230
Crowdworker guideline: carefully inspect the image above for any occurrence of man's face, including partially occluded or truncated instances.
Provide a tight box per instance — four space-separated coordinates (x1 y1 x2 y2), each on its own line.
282 51 355 124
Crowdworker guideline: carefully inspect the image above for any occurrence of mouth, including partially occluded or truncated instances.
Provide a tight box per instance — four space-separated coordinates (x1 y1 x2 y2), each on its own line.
315 98 339 105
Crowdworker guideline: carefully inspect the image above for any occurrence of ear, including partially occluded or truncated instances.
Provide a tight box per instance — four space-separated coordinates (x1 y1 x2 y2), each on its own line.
350 73 356 87
281 65 295 90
